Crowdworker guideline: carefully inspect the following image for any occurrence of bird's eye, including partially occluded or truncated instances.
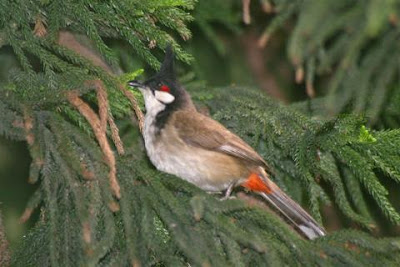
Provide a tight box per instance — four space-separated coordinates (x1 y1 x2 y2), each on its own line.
160 84 170 93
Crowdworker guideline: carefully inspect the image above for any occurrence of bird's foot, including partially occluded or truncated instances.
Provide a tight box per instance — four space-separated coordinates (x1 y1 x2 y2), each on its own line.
219 183 235 201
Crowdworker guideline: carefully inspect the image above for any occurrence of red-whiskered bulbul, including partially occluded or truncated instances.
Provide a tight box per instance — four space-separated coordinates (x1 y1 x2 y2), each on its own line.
128 47 326 240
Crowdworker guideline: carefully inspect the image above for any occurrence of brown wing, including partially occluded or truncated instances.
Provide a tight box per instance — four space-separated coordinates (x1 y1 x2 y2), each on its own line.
172 110 268 168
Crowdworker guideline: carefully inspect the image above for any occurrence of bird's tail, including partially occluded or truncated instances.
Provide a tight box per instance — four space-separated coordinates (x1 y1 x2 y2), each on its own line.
242 173 326 240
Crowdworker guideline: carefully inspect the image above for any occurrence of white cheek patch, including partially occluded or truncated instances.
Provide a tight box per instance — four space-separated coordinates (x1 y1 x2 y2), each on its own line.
154 90 175 104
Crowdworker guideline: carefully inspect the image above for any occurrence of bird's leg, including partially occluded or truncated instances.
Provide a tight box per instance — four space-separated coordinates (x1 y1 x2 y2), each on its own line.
220 183 235 201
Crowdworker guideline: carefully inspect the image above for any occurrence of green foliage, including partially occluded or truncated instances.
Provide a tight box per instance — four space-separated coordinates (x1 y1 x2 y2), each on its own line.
0 0 193 92
1 0 400 266
0 97 25 141
359 125 377 143
192 0 241 55
7 86 400 266
206 87 400 227
264 0 400 125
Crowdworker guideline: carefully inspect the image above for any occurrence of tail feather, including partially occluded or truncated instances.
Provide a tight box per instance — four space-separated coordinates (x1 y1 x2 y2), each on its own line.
259 188 326 240
242 172 326 240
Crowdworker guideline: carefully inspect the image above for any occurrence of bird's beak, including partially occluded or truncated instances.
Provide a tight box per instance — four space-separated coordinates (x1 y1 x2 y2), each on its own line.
128 80 146 89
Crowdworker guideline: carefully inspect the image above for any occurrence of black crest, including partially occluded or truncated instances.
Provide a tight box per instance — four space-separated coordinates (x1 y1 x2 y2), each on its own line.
157 45 176 80
151 45 193 131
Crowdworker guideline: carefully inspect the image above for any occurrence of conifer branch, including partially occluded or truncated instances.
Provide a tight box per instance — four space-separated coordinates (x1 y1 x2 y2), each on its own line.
57 31 115 75
67 91 121 199
96 81 109 134
259 1 400 124
95 79 125 155
119 85 145 133
57 31 144 134
2 1 400 265
108 111 125 155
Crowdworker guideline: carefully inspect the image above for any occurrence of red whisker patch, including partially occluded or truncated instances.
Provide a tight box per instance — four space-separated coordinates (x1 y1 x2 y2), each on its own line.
160 84 170 92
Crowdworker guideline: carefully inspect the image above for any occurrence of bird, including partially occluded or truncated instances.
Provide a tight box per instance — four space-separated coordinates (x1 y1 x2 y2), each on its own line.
128 47 326 240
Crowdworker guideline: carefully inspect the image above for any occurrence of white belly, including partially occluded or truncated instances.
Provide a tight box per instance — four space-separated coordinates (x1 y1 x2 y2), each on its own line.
143 116 242 191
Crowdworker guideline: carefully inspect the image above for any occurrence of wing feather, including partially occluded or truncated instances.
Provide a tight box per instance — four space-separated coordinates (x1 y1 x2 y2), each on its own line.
172 110 267 168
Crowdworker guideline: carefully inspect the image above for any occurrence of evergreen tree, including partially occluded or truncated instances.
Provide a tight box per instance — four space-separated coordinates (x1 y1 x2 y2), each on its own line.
259 0 400 126
0 0 399 266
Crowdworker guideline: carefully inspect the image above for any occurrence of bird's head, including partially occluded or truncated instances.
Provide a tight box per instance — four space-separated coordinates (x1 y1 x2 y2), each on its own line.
128 46 184 108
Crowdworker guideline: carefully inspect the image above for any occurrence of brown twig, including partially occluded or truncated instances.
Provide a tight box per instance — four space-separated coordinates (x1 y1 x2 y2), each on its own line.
58 32 145 201
295 67 304 84
95 80 109 133
59 31 143 139
82 221 91 244
119 85 145 133
108 201 120 212
19 208 34 224
23 111 34 146
16 112 44 222
67 91 121 199
306 80 316 98
257 34 270 48
58 31 114 74
33 15 47 37
261 0 274 13
90 79 125 154
108 111 125 155
80 162 95 180
242 0 252 24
